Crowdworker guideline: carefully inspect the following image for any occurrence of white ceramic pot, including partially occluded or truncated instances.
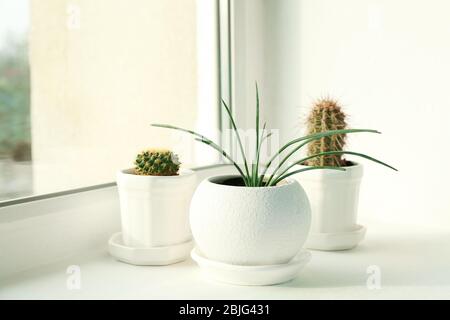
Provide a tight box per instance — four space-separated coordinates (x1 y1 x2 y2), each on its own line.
189 175 311 266
116 168 196 247
293 162 365 250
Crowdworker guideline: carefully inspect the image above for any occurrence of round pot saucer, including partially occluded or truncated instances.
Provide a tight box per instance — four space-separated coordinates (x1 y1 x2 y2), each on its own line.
108 232 193 266
306 224 366 251
191 248 311 286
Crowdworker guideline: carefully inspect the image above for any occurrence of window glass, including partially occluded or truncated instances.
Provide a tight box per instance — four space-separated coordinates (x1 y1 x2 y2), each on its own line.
0 0 31 200
0 0 217 202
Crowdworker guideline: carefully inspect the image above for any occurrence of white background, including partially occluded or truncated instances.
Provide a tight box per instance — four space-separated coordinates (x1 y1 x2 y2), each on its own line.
1 0 450 298
233 0 450 227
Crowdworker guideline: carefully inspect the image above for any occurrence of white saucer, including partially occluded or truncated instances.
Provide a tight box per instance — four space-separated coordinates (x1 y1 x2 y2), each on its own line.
306 224 367 251
108 232 193 266
191 248 311 286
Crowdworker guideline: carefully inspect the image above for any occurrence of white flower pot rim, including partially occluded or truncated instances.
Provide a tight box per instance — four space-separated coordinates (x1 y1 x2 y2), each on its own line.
206 174 296 189
297 160 361 168
119 167 194 178
295 161 363 181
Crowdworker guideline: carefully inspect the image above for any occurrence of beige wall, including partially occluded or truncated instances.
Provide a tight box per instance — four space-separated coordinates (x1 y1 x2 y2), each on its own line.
30 0 198 193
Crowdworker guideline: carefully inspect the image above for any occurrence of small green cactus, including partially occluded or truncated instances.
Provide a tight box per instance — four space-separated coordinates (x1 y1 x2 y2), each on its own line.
134 149 180 176
305 98 348 167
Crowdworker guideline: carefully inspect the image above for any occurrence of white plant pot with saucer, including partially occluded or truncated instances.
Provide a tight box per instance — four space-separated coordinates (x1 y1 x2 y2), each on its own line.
109 168 196 265
292 162 366 251
189 175 312 285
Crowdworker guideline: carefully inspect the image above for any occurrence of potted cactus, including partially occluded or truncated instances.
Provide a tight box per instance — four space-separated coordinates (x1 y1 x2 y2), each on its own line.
152 85 395 284
292 99 395 250
113 149 196 265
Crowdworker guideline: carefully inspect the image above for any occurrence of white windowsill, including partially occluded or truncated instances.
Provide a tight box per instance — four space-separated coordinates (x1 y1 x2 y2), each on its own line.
1 221 449 299
1 165 449 299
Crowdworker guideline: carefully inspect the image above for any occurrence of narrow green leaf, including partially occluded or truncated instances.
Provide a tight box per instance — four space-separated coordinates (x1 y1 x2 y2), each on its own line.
259 128 381 182
270 166 346 186
221 100 251 182
254 122 267 186
271 150 398 186
264 139 308 186
151 123 248 185
253 82 260 186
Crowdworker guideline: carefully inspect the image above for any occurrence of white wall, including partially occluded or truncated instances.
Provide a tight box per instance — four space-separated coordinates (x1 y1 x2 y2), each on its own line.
234 0 450 227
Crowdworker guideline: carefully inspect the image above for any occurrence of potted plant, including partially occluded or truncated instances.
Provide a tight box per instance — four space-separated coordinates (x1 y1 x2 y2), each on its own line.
152 85 395 283
112 149 196 265
291 99 397 250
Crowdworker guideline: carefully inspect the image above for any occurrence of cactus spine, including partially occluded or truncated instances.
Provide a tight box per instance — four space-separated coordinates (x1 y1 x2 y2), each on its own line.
306 98 348 167
134 149 180 176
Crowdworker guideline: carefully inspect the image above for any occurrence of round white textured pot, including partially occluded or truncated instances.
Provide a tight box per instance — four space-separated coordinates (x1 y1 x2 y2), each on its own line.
116 168 196 248
293 162 365 250
190 175 311 266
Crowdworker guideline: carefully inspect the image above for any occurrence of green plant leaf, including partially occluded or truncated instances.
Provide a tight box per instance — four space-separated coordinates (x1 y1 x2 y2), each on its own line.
264 139 308 186
270 166 346 186
151 123 248 185
153 87 397 188
259 128 381 183
271 150 398 186
253 83 260 186
257 129 274 186
254 122 269 186
221 99 251 183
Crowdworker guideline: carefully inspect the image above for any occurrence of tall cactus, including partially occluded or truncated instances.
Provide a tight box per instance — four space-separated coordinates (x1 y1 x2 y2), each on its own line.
306 98 348 167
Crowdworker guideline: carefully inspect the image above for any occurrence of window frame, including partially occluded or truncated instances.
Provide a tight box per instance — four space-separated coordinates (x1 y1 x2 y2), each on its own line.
0 0 235 209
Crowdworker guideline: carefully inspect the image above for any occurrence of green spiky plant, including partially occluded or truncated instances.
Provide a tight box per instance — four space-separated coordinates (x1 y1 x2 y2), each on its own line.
305 98 348 167
134 149 180 176
152 85 397 186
